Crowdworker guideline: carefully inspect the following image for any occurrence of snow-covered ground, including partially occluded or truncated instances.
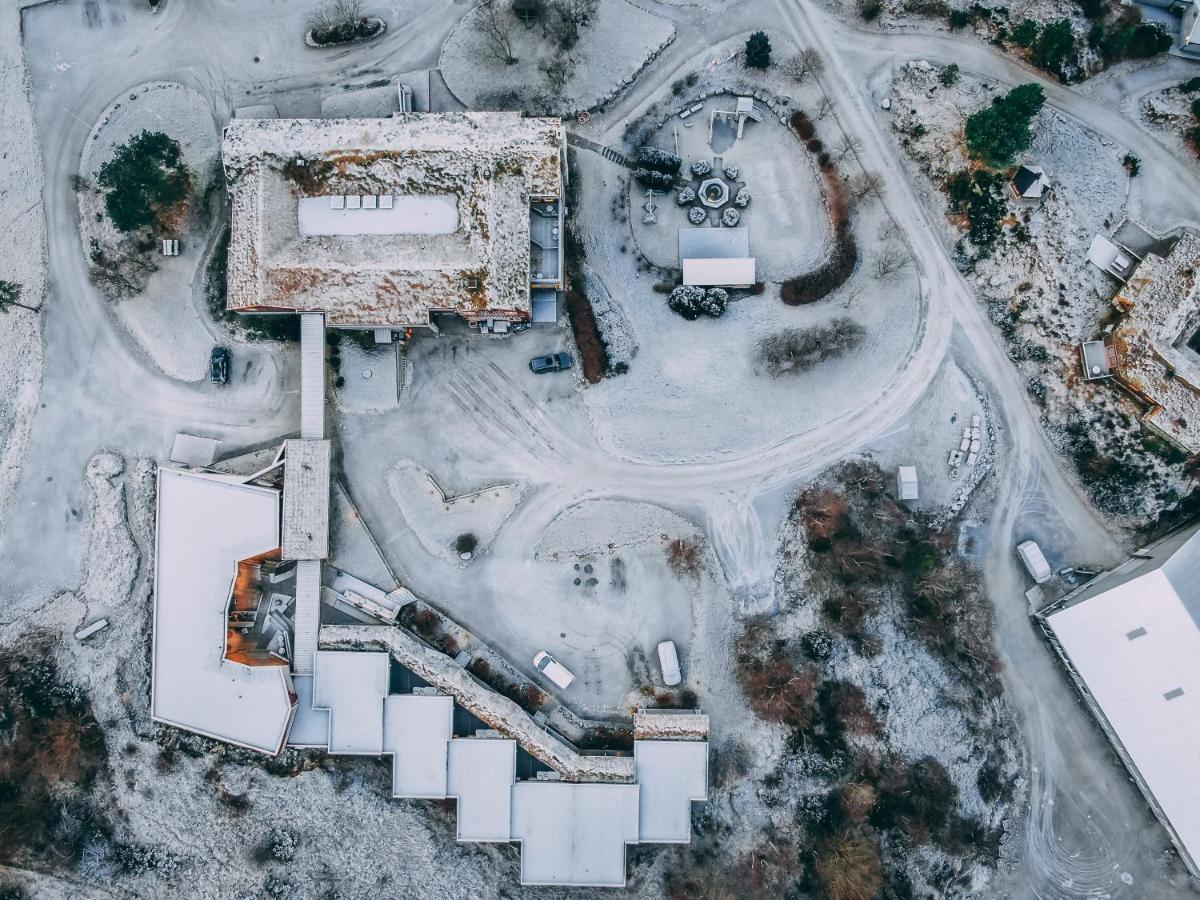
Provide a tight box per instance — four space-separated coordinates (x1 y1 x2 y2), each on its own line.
77 81 223 381
439 0 675 115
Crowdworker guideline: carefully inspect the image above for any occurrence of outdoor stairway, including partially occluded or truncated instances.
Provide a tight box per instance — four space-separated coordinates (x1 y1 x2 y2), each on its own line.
565 133 631 169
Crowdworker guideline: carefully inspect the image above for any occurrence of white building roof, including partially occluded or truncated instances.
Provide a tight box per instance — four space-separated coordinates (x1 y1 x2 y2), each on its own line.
282 439 330 560
312 650 390 753
383 694 454 798
300 313 325 440
510 782 641 887
897 465 919 501
634 740 708 842
150 468 293 755
678 226 749 261
1043 527 1200 874
447 738 516 841
286 674 330 747
682 257 756 287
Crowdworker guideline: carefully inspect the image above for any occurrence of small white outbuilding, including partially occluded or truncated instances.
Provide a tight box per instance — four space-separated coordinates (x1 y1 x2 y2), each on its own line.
896 466 919 501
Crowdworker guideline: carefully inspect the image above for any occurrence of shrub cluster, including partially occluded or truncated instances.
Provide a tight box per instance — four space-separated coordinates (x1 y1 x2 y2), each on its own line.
964 83 1045 167
757 319 864 376
945 169 1005 249
636 146 681 175
667 285 727 320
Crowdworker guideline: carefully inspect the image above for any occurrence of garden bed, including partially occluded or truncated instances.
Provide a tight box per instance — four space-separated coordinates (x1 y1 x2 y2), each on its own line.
305 16 386 48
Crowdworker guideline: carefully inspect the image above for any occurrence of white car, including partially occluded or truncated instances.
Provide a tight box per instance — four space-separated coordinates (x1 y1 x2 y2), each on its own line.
532 651 575 690
1017 540 1053 584
657 640 682 687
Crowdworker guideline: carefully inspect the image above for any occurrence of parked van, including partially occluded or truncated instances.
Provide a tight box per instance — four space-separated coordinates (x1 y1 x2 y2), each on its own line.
532 651 575 690
656 640 682 687
1017 540 1052 584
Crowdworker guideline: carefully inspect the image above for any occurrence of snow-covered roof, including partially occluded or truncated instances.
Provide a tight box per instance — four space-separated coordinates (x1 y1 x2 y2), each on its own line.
1109 230 1200 452
222 114 565 327
383 694 454 798
150 468 294 755
312 650 390 753
447 737 517 841
634 740 708 842
678 225 749 261
286 674 330 747
282 440 330 560
300 313 325 440
1087 234 1140 282
682 257 756 287
1010 164 1047 199
510 782 641 887
169 433 220 467
897 465 919 501
1043 525 1200 875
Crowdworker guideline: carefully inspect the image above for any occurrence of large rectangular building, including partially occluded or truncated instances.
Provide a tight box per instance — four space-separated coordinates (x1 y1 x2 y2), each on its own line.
221 113 566 328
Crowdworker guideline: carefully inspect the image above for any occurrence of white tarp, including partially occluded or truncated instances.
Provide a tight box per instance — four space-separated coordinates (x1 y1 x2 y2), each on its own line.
298 195 458 236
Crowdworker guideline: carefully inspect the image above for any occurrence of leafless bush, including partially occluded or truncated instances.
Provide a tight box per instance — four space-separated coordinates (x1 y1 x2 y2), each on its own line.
540 0 597 51
736 621 820 730
88 239 157 300
849 171 884 203
834 132 863 161
783 47 825 81
307 0 375 44
871 245 911 280
815 95 835 120
476 0 518 64
665 537 702 577
757 318 865 377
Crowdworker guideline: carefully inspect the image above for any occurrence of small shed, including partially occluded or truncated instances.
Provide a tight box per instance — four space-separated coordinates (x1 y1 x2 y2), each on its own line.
897 466 919 502
1010 165 1049 200
1080 340 1112 381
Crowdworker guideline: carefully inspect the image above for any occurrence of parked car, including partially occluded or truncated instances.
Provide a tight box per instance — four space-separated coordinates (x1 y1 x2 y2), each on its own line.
209 346 230 386
529 352 573 374
1017 540 1052 584
532 651 575 690
656 640 681 687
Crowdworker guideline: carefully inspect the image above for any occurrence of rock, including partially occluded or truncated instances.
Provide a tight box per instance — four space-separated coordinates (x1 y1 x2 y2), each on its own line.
881 97 892 110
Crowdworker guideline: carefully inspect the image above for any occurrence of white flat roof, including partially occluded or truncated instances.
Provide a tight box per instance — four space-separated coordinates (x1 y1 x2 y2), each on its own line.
1044 542 1200 872
312 650 390 754
510 782 640 887
150 468 293 755
678 226 749 261
383 694 454 798
298 195 458 237
447 738 516 841
286 674 330 748
634 740 708 843
682 257 756 286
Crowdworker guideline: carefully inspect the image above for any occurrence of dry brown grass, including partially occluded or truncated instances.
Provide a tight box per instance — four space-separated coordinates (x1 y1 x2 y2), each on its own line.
665 537 702 578
814 829 883 900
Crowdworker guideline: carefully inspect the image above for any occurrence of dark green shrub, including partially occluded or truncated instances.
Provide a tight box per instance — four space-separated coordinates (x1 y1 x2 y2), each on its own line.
97 130 191 233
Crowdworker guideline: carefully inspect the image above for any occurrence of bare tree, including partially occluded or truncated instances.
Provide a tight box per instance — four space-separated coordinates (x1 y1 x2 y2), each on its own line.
871 245 910 280
476 0 518 65
308 0 364 37
815 95 835 120
834 133 863 161
849 171 884 203
539 52 575 92
783 47 824 82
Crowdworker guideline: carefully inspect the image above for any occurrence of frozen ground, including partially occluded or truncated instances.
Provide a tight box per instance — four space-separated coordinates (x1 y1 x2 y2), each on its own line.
439 0 675 115
0 0 47 534
78 80 223 381
3 0 1200 896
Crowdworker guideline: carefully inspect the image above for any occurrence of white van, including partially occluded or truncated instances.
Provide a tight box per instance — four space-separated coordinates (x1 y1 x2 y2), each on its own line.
532 651 575 690
656 640 682 687
1017 540 1052 584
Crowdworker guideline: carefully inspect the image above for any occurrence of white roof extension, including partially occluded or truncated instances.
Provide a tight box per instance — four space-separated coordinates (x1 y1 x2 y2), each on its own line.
1042 525 1200 876
682 257 756 287
447 738 517 841
510 782 641 888
634 740 710 843
313 650 390 753
384 694 454 799
150 468 294 755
